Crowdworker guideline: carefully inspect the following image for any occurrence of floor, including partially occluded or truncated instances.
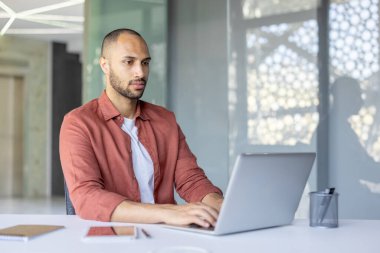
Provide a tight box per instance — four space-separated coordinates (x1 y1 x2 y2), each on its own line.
0 197 66 214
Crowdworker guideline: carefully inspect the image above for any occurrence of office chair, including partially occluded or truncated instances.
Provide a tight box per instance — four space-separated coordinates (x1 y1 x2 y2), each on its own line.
64 180 76 215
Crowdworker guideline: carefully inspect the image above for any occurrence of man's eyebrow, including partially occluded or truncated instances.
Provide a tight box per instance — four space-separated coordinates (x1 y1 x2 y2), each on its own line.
121 56 151 61
122 56 136 60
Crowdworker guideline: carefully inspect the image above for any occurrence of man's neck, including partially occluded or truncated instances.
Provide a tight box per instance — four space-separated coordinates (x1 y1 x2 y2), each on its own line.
105 87 138 119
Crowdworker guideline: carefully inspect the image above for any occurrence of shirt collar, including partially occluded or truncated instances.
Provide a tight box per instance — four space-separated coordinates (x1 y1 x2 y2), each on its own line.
134 100 150 121
99 90 150 121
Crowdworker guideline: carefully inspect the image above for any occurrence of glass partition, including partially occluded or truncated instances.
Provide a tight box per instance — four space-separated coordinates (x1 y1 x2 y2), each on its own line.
83 0 167 106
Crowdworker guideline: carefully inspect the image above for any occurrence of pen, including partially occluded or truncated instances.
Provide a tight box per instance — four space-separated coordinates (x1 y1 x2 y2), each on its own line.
141 228 152 239
319 187 335 224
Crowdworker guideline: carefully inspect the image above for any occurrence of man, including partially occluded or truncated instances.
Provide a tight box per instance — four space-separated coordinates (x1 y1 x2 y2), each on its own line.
60 28 223 228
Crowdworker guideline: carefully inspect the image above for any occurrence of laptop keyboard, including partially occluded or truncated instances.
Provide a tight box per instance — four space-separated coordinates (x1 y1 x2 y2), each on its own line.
188 224 215 231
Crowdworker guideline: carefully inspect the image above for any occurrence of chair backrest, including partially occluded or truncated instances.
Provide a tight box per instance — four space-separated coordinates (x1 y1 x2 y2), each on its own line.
64 180 76 215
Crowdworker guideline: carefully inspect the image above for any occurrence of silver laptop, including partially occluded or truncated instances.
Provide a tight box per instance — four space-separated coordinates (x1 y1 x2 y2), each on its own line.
164 152 316 235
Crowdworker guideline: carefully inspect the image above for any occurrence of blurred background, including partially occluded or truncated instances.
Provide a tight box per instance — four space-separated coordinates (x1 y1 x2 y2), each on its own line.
0 0 379 219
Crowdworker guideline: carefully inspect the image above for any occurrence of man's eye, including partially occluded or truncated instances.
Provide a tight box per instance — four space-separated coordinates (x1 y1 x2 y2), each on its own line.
142 61 150 66
123 60 133 65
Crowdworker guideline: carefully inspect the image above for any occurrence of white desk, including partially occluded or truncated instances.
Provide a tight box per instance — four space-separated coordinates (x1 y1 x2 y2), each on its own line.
0 214 379 253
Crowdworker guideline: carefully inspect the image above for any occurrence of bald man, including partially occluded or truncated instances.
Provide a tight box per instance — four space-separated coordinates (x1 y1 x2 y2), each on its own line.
60 28 223 228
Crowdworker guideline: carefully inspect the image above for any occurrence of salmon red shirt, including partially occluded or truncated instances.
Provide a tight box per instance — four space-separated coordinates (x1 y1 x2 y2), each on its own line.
59 91 222 221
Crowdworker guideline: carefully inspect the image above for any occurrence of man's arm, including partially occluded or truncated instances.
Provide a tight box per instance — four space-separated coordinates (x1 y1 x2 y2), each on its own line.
111 199 219 227
60 115 129 221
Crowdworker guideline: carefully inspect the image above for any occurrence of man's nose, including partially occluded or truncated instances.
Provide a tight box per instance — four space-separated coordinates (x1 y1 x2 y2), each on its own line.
133 64 144 78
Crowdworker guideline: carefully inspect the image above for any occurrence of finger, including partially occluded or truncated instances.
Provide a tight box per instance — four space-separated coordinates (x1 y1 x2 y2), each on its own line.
192 203 219 220
189 210 215 226
188 215 212 228
187 207 217 226
202 205 219 219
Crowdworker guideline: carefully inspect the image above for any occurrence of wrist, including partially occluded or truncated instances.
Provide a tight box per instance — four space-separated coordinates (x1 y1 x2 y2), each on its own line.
153 204 177 224
201 193 224 211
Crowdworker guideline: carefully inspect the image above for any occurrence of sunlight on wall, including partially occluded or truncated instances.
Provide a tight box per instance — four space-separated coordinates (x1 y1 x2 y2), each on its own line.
243 0 380 163
248 113 318 145
242 0 318 19
246 22 319 146
330 0 379 82
360 179 380 193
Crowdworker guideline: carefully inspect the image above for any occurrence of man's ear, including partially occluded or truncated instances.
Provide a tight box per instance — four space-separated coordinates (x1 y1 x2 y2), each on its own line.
99 56 110 74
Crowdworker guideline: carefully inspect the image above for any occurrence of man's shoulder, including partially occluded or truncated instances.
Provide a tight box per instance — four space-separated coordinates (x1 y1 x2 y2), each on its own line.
140 100 175 120
64 98 100 123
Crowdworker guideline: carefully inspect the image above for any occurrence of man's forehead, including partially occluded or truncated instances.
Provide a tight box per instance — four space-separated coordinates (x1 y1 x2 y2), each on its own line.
103 33 150 58
117 32 144 43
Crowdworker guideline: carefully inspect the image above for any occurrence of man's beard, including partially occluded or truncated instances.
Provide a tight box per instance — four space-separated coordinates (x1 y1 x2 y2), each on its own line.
109 69 146 100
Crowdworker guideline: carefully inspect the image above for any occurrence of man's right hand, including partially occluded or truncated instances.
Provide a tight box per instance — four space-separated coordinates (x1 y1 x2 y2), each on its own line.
111 200 219 228
159 202 219 228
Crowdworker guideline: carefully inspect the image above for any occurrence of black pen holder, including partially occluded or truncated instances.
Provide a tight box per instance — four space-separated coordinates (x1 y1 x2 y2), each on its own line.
309 191 339 228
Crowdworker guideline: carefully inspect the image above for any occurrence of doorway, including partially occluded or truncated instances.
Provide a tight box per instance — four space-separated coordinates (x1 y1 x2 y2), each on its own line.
0 75 24 197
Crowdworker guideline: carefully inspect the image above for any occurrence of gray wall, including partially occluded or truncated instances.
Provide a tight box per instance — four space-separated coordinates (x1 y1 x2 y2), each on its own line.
168 0 229 193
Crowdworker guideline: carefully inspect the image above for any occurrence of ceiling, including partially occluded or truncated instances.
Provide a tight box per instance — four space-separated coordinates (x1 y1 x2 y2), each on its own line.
0 0 84 53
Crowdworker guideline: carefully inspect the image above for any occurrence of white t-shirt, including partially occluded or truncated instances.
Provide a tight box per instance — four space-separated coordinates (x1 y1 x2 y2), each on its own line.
121 117 155 204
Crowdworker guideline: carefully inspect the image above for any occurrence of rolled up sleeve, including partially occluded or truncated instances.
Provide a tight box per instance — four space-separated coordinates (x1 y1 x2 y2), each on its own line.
60 115 127 221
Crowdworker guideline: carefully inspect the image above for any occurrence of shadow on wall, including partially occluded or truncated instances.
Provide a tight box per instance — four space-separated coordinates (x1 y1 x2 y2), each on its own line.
329 76 380 219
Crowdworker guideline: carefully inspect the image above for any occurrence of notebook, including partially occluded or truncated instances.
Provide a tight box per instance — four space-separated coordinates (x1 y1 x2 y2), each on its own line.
164 152 316 235
0 225 65 241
